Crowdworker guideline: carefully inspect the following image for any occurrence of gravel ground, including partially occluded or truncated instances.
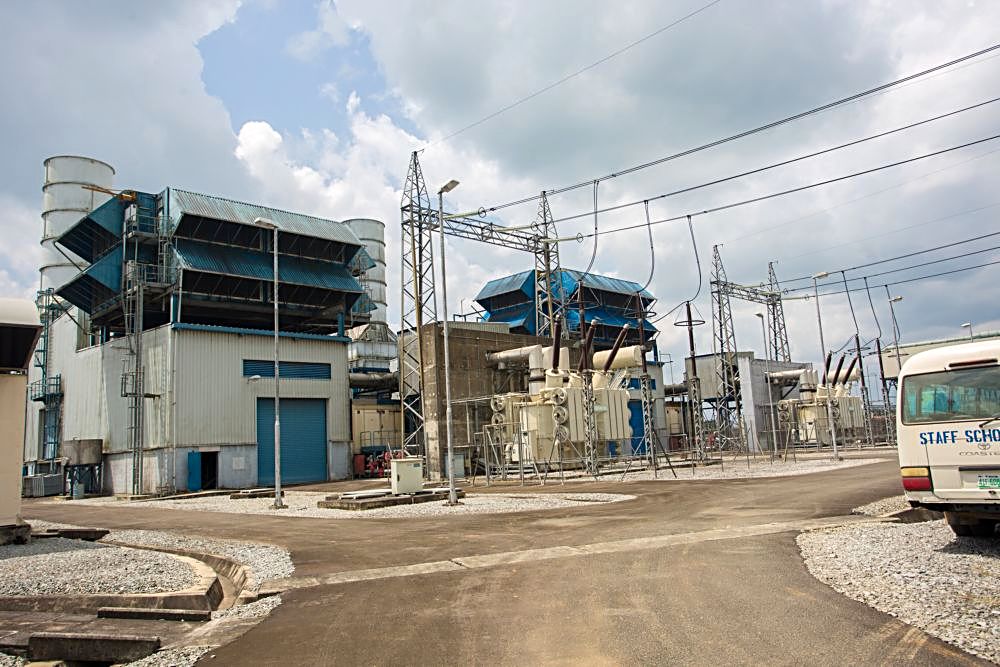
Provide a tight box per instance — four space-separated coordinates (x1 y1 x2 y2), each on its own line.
212 594 282 620
577 456 879 482
103 530 293 591
0 653 23 666
124 645 215 667
0 538 196 596
25 520 293 592
131 491 634 520
798 520 1000 663
853 495 910 517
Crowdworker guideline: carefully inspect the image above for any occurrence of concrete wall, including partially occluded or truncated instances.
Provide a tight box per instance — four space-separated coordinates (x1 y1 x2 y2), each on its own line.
1 375 27 526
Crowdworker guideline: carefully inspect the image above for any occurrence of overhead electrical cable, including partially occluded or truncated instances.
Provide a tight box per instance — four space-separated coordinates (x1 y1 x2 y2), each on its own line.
652 214 703 324
779 233 1000 290
480 42 1000 213
556 133 1000 241
864 277 883 339
538 97 1000 227
639 200 656 292
786 258 1000 300
425 0 724 148
726 144 1000 243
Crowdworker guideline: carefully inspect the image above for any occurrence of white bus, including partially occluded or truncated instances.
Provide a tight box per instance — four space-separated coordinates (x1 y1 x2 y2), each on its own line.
897 339 1000 537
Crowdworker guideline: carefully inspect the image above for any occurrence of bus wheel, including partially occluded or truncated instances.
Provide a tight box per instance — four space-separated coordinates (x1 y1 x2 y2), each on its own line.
945 513 998 538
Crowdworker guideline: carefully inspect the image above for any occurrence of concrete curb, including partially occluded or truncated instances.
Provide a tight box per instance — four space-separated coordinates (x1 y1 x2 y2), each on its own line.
29 631 160 663
102 539 258 604
0 553 222 613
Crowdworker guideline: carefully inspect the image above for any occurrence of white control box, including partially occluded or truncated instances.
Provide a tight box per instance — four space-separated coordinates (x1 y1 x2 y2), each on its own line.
391 457 424 495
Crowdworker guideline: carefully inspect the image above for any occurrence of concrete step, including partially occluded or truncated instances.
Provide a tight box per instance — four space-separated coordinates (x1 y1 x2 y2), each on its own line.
97 607 211 622
28 632 160 663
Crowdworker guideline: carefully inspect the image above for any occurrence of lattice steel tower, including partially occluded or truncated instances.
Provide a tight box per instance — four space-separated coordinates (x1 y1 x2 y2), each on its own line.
767 261 791 362
710 245 743 450
399 151 437 455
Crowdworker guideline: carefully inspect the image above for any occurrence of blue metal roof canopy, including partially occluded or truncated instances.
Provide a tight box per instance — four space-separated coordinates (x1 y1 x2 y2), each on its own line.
168 189 363 252
55 196 127 263
173 239 364 294
474 268 657 338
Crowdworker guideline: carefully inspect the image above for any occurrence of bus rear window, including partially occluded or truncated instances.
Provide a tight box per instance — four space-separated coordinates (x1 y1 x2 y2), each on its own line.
901 366 1000 424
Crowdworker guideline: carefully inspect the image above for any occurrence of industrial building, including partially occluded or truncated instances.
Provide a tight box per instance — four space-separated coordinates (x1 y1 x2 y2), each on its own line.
474 269 656 349
23 156 394 496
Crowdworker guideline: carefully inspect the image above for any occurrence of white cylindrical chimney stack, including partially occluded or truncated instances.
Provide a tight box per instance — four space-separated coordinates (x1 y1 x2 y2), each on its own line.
40 155 115 290
344 218 387 325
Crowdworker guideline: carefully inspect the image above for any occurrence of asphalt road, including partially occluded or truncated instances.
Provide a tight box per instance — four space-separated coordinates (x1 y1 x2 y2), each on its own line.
23 455 987 665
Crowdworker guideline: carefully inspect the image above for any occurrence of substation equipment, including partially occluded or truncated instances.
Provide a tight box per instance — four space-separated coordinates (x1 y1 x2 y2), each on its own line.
398 152 670 479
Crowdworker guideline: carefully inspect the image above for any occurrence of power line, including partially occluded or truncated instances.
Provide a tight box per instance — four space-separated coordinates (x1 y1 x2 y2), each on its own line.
480 42 1000 213
782 242 1000 293
542 96 1000 227
726 144 1000 244
778 226 1000 288
425 0 723 149
787 257 1000 300
556 133 1000 241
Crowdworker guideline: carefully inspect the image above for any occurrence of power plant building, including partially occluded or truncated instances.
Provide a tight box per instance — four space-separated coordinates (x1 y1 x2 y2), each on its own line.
24 156 389 495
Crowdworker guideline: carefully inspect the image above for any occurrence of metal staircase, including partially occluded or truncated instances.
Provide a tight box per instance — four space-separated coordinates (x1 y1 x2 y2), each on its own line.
119 195 171 495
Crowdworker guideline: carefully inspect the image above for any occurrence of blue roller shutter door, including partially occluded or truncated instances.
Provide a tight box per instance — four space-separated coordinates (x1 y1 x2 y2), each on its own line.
257 398 328 485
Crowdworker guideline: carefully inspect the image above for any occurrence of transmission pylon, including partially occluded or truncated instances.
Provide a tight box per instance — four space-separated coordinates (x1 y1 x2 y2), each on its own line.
399 151 437 456
534 192 565 337
710 245 745 451
767 261 791 362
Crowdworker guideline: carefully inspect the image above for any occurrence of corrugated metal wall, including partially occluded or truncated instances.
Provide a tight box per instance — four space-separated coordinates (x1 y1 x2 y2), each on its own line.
174 328 350 447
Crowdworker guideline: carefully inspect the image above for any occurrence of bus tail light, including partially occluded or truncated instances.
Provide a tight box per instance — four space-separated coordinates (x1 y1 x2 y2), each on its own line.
901 467 932 491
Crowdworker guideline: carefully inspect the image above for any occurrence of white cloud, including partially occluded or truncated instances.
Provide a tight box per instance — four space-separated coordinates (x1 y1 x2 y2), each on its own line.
319 81 340 104
0 0 250 300
286 0 352 62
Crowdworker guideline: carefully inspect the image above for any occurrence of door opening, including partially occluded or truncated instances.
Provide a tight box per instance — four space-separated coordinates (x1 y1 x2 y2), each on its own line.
200 451 219 490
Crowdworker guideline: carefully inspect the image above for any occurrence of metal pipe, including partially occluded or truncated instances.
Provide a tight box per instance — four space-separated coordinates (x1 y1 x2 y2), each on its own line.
601 324 631 372
551 319 562 370
349 372 398 389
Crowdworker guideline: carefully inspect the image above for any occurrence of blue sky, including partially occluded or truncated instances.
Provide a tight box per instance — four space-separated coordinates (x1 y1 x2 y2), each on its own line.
199 1 417 142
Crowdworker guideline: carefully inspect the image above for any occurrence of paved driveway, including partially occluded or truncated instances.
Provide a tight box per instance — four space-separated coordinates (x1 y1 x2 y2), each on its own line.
23 456 986 665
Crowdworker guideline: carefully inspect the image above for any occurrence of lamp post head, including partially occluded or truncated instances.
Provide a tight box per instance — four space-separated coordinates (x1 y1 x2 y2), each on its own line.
253 216 278 230
755 312 764 319
438 180 460 194
812 271 829 280
890 296 903 304
961 322 972 328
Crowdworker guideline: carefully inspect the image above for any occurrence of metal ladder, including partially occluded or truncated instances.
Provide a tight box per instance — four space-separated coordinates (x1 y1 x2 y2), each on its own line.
121 260 145 496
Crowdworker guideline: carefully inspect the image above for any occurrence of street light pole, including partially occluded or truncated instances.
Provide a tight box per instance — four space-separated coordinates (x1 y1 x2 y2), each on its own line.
961 321 974 341
813 272 839 460
438 180 460 506
254 217 286 509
